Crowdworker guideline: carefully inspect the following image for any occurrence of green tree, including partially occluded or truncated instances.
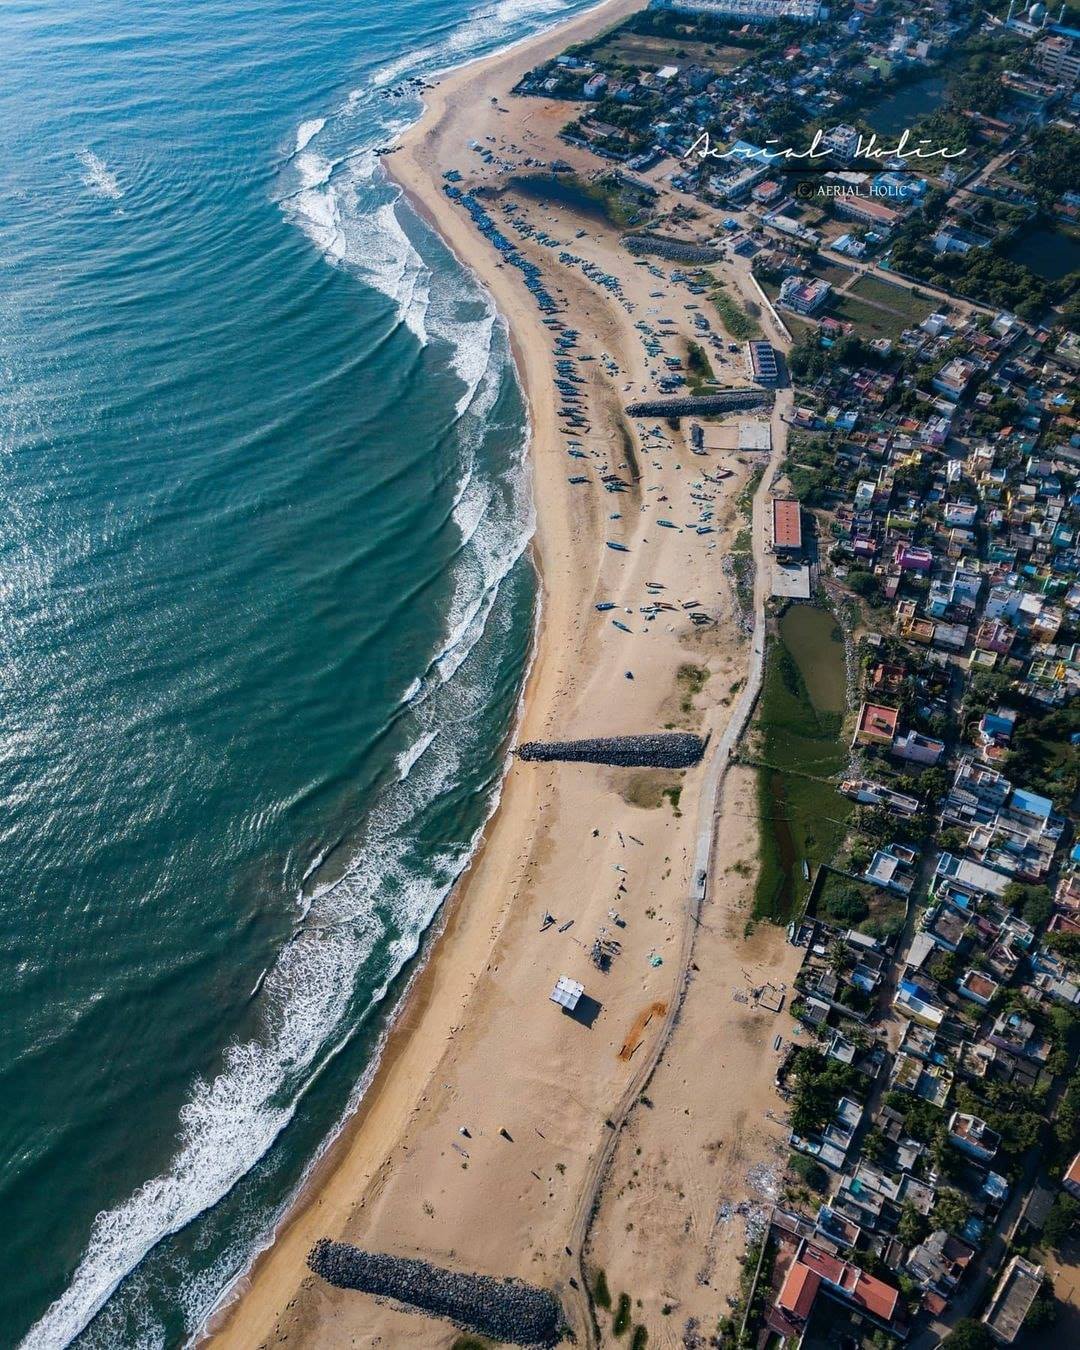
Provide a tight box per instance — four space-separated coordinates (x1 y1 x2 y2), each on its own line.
1043 1195 1080 1250
898 1203 929 1247
933 1188 971 1235
942 1320 995 1350
789 1152 828 1192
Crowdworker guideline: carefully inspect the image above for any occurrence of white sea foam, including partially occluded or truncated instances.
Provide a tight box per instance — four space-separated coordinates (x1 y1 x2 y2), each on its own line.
281 158 430 345
396 728 438 781
39 0 569 1338
369 0 575 90
25 708 490 1349
21 923 373 1350
294 149 333 191
78 150 122 200
348 198 431 344
284 177 347 264
436 482 532 689
300 842 333 885
447 304 497 418
294 117 326 153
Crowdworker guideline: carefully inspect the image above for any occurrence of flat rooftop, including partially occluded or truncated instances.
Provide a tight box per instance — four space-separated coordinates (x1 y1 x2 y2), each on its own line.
772 562 811 599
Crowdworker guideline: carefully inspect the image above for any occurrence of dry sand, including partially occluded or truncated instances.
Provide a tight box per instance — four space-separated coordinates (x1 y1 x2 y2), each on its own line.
207 4 798 1346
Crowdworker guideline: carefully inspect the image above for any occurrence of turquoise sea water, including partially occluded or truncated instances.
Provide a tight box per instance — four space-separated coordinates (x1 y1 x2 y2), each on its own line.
0 1 593 1343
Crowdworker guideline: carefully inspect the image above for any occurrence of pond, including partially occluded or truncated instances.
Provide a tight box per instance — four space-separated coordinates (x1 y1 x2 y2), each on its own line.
752 605 851 923
779 604 847 714
864 72 947 140
1002 224 1080 281
506 172 614 223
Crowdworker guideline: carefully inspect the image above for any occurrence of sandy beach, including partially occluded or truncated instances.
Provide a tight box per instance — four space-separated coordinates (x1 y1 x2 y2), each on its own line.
208 4 800 1346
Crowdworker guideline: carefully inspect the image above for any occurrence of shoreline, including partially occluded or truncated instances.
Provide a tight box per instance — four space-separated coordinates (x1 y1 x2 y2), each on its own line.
204 2 636 1343
208 0 791 1341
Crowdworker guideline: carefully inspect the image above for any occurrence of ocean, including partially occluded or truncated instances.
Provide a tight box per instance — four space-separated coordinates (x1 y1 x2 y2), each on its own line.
0 1 594 1344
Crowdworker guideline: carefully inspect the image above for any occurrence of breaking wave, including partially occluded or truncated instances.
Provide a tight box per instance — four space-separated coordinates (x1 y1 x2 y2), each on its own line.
78 150 122 200
294 117 326 153
281 154 431 345
20 0 597 1342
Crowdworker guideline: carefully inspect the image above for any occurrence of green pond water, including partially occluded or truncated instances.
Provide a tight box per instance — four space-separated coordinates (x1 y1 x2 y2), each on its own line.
1003 224 1080 282
779 605 848 714
864 73 947 140
753 606 850 922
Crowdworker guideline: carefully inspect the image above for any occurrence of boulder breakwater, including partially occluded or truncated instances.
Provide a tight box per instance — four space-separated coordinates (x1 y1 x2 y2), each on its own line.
307 1240 565 1346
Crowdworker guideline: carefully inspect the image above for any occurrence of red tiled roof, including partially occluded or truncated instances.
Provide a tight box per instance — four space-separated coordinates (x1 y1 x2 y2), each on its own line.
801 1244 899 1323
842 1265 899 1322
773 498 802 549
778 1262 821 1321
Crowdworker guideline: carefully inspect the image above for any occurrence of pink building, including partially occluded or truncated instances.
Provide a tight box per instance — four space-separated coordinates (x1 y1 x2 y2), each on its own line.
895 543 933 572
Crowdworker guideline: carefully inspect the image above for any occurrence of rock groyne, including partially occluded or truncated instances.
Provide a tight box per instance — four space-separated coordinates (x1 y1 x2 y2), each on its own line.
624 233 722 263
625 390 770 418
308 1241 565 1347
517 733 705 768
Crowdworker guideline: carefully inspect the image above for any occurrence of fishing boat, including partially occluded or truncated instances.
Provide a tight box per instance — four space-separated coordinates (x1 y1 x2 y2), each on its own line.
606 541 629 552
595 602 616 611
612 620 632 633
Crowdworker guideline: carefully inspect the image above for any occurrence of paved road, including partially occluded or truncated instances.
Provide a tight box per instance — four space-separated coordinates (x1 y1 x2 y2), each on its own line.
818 248 996 322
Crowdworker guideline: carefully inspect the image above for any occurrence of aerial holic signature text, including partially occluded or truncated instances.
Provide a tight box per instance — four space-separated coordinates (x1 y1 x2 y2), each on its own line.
685 127 969 164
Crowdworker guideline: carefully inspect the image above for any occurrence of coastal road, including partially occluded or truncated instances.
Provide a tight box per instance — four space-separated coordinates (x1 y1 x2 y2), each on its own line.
691 386 791 888
565 386 791 1347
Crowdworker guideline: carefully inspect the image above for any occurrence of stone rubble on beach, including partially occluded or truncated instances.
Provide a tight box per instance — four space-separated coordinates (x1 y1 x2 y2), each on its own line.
307 1239 565 1348
624 391 770 419
517 732 705 768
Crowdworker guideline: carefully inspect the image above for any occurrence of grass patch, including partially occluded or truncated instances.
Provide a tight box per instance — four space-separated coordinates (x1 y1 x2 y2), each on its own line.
811 259 856 287
685 339 715 394
813 868 906 940
736 471 763 522
451 1338 491 1350
622 771 679 810
828 285 929 344
663 785 683 817
848 274 931 318
704 278 760 340
631 1327 649 1350
752 621 852 923
613 1292 632 1336
506 171 640 228
594 1268 612 1310
677 662 710 713
589 31 747 74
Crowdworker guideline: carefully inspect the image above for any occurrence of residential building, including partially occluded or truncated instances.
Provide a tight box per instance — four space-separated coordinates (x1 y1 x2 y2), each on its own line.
982 1255 1044 1344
